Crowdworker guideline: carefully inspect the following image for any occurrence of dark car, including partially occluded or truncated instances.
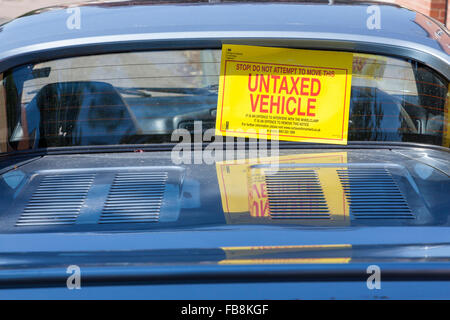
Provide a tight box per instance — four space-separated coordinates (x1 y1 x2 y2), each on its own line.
0 0 449 299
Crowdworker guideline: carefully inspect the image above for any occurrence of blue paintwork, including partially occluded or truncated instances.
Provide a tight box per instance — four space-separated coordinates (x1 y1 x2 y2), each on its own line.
0 2 443 52
0 1 449 299
1 281 450 300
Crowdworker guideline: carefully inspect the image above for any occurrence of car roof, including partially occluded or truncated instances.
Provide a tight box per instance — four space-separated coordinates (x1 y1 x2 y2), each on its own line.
0 1 448 77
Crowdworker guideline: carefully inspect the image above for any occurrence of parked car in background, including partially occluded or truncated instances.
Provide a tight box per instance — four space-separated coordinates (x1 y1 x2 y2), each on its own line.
0 0 449 299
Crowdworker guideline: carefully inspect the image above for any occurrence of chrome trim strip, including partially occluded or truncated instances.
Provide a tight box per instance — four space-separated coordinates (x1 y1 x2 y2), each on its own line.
0 31 448 78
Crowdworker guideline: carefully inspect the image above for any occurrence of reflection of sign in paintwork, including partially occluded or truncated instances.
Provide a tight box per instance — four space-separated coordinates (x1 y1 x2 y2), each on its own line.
219 258 351 264
247 168 268 217
215 44 353 144
219 244 352 265
216 152 350 226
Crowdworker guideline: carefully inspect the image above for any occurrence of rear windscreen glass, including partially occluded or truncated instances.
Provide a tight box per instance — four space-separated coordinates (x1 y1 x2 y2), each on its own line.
0 49 448 152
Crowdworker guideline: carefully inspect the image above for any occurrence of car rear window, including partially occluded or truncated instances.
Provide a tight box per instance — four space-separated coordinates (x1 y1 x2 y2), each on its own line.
0 49 448 152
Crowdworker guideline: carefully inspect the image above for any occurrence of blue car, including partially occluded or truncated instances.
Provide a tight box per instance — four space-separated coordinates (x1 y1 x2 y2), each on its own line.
0 0 448 300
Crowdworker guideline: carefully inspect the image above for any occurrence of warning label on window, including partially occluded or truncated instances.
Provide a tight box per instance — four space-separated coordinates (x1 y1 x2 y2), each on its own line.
215 44 353 144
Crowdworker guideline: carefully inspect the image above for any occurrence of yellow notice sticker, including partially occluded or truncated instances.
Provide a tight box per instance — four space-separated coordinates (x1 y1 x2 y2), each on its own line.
216 44 353 144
